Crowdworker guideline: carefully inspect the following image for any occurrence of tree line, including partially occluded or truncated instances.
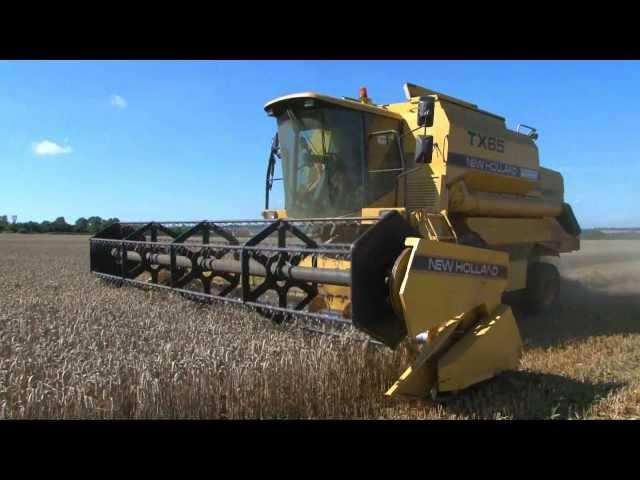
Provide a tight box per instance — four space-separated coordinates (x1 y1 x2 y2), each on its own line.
0 215 120 234
581 229 640 240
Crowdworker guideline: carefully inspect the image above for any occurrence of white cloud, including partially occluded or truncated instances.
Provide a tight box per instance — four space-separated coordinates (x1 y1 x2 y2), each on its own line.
33 140 72 156
110 94 127 109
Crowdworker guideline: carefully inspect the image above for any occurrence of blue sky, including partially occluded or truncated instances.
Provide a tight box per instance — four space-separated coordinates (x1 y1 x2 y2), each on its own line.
1 60 638 228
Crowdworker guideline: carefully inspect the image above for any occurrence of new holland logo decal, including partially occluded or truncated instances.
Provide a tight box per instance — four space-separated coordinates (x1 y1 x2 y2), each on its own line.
412 255 508 279
448 152 539 181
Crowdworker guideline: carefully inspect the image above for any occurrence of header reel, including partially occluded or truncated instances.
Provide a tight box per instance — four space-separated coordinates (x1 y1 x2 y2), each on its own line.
90 211 418 347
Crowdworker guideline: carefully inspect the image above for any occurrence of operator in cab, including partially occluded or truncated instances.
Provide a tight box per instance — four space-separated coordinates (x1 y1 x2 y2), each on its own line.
327 160 362 214
276 105 366 218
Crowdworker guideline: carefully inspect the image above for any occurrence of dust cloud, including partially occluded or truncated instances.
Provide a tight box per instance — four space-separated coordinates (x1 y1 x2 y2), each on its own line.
559 240 640 297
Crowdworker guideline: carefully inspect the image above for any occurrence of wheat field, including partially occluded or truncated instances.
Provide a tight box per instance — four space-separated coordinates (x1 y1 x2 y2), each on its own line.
1 234 639 419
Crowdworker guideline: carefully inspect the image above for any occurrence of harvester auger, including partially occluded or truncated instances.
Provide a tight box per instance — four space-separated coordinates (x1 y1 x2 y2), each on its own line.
91 83 581 398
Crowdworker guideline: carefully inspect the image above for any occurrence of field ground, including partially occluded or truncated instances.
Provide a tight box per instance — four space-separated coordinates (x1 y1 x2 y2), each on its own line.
1 234 639 419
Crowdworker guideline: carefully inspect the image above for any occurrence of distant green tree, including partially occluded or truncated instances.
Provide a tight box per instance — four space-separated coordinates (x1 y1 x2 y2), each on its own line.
87 216 103 234
74 217 89 233
22 221 42 233
0 215 126 234
53 217 72 233
582 229 607 240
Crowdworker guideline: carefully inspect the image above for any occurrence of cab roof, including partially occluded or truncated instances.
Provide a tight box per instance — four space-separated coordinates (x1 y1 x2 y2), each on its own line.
264 92 403 120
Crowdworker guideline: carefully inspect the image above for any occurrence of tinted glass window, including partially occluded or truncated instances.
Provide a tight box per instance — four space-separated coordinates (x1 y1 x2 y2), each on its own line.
365 114 402 205
277 106 365 217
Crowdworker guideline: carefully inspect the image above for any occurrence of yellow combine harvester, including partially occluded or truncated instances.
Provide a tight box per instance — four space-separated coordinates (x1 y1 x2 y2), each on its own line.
90 83 581 399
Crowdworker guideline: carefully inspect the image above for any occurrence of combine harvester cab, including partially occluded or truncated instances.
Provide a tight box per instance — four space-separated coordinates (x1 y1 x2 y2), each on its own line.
91 83 581 399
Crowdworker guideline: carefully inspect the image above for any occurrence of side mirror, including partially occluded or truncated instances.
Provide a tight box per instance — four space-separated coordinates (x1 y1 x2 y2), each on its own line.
415 135 433 164
417 97 435 127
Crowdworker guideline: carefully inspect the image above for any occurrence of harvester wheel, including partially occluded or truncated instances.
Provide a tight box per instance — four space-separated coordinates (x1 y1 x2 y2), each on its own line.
522 262 560 314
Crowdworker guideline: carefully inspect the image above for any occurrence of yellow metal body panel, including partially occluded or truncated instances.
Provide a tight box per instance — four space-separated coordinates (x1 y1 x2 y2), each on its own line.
360 207 406 219
261 208 288 219
396 168 445 213
399 237 509 336
385 317 460 397
386 90 540 197
409 210 457 241
386 98 450 177
444 104 538 195
531 167 564 202
385 234 522 397
403 83 478 109
385 302 522 397
449 181 562 217
464 217 556 246
464 216 578 255
299 255 351 316
437 304 522 392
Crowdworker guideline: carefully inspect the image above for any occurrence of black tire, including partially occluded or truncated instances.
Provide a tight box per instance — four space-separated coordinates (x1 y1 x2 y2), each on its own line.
522 262 560 314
